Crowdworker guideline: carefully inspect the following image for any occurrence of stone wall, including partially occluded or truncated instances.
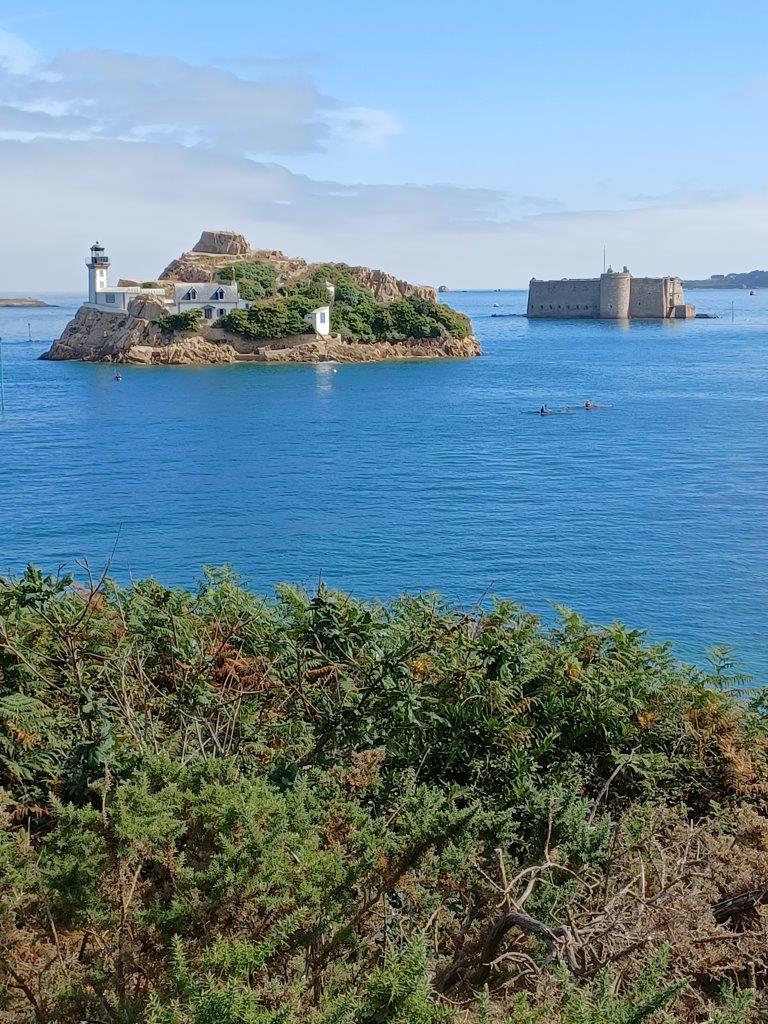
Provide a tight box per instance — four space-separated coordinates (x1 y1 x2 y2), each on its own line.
527 279 600 318
628 278 668 318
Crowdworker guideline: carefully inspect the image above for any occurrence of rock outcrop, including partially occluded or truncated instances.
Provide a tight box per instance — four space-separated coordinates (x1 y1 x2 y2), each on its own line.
192 230 250 256
42 307 480 366
159 231 436 302
41 306 163 362
126 295 167 320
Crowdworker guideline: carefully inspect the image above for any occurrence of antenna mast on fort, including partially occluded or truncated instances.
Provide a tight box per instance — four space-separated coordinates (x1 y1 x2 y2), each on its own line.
603 246 606 273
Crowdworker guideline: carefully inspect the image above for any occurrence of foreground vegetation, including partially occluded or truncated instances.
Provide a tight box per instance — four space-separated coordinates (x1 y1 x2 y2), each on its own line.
1 567 767 1024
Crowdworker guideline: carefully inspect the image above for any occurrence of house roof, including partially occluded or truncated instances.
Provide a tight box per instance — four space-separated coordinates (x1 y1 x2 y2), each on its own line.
174 283 239 302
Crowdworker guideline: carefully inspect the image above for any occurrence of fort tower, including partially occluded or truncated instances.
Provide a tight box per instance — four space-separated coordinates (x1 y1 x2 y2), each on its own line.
599 267 631 319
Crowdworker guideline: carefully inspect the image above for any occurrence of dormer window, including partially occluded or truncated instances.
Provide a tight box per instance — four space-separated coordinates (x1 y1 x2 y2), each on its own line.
186 288 197 300
213 288 225 301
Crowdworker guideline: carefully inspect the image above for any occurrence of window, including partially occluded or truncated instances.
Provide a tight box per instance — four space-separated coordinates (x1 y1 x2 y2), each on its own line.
203 306 213 320
319 311 326 323
106 294 115 303
214 288 225 301
218 308 225 317
186 288 197 301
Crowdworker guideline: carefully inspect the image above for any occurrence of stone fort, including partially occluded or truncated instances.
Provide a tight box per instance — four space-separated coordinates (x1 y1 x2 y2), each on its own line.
527 267 695 319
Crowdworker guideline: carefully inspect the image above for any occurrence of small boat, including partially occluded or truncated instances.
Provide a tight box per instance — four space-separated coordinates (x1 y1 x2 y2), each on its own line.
114 372 123 381
750 290 756 296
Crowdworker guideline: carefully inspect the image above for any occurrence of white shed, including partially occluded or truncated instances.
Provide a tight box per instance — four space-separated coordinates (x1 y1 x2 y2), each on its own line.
306 305 331 336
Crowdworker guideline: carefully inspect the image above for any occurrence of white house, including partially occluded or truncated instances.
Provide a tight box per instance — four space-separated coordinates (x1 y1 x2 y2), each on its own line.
85 242 166 312
84 241 250 318
305 305 331 336
172 282 248 320
83 242 331 335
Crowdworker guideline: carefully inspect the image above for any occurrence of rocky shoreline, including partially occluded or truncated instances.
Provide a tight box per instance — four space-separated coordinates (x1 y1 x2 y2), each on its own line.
41 305 481 365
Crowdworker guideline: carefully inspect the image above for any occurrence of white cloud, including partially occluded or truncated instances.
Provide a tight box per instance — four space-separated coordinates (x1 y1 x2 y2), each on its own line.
1 135 767 292
0 38 400 156
0 28 41 75
0 29 765 291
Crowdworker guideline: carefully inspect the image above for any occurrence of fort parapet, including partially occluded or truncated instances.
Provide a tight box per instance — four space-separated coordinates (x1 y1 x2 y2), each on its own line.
527 268 695 319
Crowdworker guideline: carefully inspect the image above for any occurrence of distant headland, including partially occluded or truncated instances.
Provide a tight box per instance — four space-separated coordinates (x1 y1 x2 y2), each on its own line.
0 297 53 308
684 270 768 289
42 231 479 365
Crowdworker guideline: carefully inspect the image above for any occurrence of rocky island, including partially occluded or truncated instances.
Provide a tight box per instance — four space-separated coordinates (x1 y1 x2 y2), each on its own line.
42 231 479 365
0 297 52 307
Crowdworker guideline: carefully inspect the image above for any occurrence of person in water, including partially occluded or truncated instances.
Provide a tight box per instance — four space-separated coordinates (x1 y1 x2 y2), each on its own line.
584 400 594 409
539 404 549 415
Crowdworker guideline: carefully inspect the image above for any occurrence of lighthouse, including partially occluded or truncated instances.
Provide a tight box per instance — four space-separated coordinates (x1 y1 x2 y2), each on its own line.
86 242 110 303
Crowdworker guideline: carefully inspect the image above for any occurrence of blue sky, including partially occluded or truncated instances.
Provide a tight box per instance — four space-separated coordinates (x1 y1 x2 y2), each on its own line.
2 0 768 288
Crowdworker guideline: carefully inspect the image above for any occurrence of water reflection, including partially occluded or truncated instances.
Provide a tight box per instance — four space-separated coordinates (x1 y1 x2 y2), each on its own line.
314 361 338 397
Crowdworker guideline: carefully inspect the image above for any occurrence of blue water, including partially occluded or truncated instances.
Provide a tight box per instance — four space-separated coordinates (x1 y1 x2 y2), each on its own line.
1 289 766 677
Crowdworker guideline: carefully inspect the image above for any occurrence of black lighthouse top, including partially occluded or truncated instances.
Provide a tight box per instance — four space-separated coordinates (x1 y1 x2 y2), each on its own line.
89 242 110 265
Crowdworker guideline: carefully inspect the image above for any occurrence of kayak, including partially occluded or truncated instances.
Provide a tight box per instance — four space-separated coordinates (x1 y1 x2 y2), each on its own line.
522 409 575 416
564 404 613 411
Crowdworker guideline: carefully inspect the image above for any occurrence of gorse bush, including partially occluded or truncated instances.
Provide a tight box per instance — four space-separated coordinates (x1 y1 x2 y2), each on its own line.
0 567 766 1023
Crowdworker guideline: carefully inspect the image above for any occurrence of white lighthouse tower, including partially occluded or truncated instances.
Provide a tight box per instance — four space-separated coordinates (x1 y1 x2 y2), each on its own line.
86 241 110 303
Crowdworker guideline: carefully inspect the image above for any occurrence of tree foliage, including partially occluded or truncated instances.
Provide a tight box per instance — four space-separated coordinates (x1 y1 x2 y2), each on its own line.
0 566 766 1023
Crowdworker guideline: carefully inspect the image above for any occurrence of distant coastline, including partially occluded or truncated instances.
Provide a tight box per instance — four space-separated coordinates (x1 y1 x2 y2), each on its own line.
0 297 53 308
684 270 768 289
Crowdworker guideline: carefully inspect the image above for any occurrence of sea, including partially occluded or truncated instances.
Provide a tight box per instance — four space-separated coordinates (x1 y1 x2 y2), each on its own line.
0 289 766 679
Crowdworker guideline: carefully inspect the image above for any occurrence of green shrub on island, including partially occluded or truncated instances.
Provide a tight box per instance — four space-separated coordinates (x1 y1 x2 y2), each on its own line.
219 260 280 300
219 295 316 339
211 259 472 342
1 565 766 1023
157 309 202 333
141 280 161 289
